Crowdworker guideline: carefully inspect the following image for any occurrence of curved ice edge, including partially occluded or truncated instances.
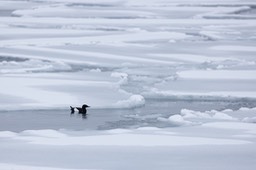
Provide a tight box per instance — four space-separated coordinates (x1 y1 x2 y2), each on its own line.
0 95 145 112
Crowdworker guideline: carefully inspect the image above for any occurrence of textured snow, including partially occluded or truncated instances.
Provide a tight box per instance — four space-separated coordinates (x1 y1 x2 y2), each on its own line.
1 0 256 169
180 109 237 121
158 114 193 126
114 95 145 108
0 0 256 110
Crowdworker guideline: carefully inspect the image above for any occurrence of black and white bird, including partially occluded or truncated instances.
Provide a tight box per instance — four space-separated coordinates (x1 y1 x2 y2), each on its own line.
70 104 90 114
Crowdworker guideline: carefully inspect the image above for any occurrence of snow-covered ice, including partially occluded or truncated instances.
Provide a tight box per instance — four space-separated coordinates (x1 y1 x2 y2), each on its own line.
0 0 256 109
1 0 256 169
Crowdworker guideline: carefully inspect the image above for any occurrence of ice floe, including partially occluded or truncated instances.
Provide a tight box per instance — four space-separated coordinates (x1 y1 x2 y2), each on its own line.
114 94 145 109
1 0 256 169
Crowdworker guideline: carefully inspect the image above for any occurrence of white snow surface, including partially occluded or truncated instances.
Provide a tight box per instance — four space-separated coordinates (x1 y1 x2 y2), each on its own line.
0 0 256 110
1 0 256 169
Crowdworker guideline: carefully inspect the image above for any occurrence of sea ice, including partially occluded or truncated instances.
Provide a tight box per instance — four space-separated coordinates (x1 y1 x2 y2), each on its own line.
0 0 256 169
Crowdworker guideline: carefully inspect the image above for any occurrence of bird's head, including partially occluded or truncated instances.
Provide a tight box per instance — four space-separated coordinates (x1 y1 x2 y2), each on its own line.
83 104 90 108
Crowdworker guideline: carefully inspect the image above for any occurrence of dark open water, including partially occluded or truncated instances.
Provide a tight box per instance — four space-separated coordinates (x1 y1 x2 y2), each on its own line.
0 99 255 132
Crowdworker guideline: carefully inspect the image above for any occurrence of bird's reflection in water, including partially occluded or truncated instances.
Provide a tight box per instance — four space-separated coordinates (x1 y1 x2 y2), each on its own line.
81 113 87 119
70 111 88 120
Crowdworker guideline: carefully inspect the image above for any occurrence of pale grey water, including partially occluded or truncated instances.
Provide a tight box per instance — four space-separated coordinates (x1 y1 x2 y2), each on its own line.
0 99 255 132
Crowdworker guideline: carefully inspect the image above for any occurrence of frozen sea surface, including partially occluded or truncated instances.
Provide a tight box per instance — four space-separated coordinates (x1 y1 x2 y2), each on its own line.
1 0 256 169
1 0 256 110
